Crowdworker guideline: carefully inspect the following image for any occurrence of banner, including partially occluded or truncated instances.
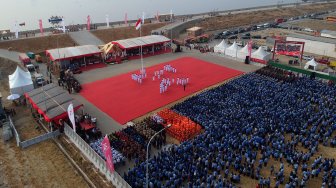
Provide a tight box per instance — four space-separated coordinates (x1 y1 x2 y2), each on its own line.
39 19 44 35
124 13 128 25
275 44 301 57
62 19 66 33
142 12 145 24
101 135 115 173
67 103 76 132
87 15 91 30
14 21 19 39
248 40 253 57
106 15 109 28
156 11 159 22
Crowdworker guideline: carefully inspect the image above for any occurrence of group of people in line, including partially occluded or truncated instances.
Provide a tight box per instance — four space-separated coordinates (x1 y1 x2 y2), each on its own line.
124 66 336 188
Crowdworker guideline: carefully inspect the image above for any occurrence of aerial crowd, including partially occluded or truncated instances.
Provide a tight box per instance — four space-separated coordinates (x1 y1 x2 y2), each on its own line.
124 66 336 188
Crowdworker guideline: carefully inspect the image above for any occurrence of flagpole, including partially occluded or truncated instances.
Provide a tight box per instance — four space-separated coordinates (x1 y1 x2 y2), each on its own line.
170 10 173 53
140 20 143 72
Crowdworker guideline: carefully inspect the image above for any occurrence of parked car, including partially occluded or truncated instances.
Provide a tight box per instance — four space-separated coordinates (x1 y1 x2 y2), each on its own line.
302 55 313 61
228 35 238 39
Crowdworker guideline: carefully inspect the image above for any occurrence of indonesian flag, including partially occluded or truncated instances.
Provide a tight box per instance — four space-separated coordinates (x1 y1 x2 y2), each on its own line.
135 18 142 30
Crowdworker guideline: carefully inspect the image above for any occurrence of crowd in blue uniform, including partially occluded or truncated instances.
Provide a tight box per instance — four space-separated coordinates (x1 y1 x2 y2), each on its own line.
124 66 336 188
124 67 336 187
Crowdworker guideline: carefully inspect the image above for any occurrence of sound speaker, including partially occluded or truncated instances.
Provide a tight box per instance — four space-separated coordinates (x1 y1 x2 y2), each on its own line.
245 56 250 64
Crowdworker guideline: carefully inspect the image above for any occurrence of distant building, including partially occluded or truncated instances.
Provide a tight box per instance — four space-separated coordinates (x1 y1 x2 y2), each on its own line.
186 27 203 38
286 33 336 58
320 30 336 39
158 14 174 22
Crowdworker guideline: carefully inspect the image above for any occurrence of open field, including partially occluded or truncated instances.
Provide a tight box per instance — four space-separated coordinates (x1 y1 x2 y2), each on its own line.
91 23 168 43
0 34 76 53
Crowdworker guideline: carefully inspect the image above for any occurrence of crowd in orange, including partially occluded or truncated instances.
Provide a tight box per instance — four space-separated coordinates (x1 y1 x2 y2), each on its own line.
157 109 203 142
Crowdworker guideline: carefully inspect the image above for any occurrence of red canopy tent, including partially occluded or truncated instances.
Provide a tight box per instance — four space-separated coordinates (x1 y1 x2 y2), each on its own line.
25 83 83 124
46 45 102 61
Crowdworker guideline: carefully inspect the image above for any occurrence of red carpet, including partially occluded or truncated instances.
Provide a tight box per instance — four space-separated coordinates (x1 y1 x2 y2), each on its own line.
80 57 243 125
80 63 107 72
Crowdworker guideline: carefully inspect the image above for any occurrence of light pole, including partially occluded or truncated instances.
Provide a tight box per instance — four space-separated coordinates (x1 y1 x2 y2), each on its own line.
146 124 172 188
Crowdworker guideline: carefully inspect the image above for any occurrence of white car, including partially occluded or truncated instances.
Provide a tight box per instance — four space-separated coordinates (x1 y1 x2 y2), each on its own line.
302 55 313 61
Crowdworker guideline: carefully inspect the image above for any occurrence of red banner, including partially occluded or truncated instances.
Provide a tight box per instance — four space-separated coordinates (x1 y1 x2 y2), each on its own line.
39 19 43 35
101 135 114 173
87 15 91 30
251 58 267 64
248 40 252 57
275 51 301 56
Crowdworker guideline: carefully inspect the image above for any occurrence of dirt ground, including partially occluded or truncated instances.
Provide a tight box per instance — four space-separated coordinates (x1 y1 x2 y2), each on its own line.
288 19 336 31
198 3 336 32
0 34 76 53
91 23 168 43
0 57 88 188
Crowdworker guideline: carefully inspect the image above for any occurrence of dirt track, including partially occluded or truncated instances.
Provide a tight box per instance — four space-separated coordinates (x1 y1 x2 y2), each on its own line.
198 3 336 32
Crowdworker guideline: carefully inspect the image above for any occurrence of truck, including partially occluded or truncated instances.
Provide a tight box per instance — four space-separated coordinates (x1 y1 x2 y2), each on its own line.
19 53 31 66
33 73 45 87
275 18 286 24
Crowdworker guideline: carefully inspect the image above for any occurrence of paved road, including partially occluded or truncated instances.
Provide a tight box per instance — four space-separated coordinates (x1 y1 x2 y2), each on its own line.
69 30 104 46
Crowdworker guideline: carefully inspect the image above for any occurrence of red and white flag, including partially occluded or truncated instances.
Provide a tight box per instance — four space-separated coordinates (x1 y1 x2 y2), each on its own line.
135 18 142 30
101 135 115 173
39 19 44 35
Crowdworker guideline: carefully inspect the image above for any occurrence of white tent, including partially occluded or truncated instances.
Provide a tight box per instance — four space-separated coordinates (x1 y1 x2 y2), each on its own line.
252 47 271 62
8 66 34 95
9 66 31 81
225 41 241 58
237 44 254 60
214 40 229 53
304 58 319 70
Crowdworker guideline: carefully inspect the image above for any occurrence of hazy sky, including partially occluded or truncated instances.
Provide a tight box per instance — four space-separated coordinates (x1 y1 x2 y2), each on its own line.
0 0 299 30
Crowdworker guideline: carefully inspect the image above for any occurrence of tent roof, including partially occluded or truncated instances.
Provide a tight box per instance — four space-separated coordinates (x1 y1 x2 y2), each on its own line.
112 35 170 50
306 58 319 67
9 66 31 81
8 66 33 89
46 45 102 61
252 47 270 58
227 41 240 50
25 84 82 122
240 44 249 53
215 40 229 49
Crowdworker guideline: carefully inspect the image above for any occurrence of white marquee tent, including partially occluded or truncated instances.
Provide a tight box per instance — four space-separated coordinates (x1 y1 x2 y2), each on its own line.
214 40 229 54
252 47 271 62
304 58 319 70
8 66 34 95
225 41 241 58
237 44 254 60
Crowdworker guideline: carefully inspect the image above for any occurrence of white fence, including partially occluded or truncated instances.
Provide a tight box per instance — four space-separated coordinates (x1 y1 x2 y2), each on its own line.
8 116 20 147
64 124 131 188
20 130 60 148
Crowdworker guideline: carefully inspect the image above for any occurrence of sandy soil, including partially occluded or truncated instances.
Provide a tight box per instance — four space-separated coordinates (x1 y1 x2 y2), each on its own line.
0 57 88 188
288 19 336 31
91 23 168 43
0 34 76 53
198 3 336 32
